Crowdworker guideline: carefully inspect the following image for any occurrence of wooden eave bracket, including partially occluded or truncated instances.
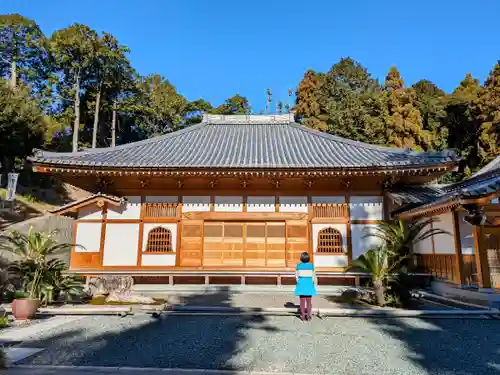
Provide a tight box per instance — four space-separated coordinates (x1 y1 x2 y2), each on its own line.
50 195 127 216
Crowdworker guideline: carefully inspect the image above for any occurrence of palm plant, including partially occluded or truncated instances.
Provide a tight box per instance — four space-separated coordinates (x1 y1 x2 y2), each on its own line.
0 227 75 301
364 218 449 268
346 246 408 306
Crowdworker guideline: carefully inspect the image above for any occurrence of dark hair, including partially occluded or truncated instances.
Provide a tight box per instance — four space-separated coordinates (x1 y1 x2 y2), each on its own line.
300 252 310 263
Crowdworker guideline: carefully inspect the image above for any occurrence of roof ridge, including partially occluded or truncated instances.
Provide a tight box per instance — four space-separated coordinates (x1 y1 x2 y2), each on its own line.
32 122 208 158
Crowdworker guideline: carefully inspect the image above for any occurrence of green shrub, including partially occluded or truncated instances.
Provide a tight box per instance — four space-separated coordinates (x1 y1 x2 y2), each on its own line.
0 316 9 329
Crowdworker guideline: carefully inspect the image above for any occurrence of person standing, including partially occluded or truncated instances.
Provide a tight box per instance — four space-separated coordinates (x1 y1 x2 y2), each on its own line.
294 252 317 321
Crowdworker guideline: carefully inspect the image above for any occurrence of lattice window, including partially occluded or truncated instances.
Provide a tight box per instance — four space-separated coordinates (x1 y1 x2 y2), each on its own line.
145 227 173 253
312 204 348 218
144 203 178 218
317 227 343 254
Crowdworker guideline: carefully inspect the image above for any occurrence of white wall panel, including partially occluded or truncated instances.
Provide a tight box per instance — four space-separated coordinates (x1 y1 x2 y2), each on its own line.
141 254 176 266
458 212 474 255
432 213 455 254
142 223 177 252
214 196 243 212
182 196 211 212
77 205 103 220
103 223 139 266
246 196 275 212
279 196 308 213
413 234 433 254
350 196 384 220
106 196 141 219
312 223 347 252
145 196 178 203
314 255 348 267
75 222 101 253
311 196 346 204
351 224 383 260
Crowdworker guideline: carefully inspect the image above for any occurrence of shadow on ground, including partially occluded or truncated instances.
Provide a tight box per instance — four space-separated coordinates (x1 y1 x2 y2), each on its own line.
368 316 500 374
19 287 280 370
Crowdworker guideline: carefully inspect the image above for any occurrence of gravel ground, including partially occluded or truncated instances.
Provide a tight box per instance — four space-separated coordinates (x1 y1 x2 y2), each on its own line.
14 313 500 375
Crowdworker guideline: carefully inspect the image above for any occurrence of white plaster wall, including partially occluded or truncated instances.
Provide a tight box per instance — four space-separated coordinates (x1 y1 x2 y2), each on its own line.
351 224 383 260
314 255 349 267
141 254 176 266
75 222 101 253
413 234 433 254
145 196 178 203
311 196 346 204
312 223 347 252
106 196 141 219
432 213 455 254
279 196 308 213
247 196 275 212
214 196 243 212
77 204 103 220
142 223 177 252
350 196 384 220
102 223 140 266
182 196 210 212
458 211 474 255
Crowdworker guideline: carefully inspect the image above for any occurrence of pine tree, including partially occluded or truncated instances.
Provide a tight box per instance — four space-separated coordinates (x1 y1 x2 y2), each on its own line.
383 67 430 150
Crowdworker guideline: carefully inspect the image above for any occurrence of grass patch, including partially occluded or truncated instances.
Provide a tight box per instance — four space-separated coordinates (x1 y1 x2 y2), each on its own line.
89 295 167 306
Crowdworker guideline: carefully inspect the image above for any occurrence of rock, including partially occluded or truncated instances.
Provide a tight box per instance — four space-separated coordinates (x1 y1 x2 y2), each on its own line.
87 276 134 296
105 289 156 304
0 307 6 318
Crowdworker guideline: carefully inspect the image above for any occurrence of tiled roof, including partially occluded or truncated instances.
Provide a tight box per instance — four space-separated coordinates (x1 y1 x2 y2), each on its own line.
391 159 500 218
49 193 126 216
30 114 458 170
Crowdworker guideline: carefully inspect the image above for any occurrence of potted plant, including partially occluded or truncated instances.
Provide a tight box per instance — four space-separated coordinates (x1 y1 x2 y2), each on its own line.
0 227 75 319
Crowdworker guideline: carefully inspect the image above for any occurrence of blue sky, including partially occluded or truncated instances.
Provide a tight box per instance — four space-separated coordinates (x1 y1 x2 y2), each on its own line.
2 0 499 111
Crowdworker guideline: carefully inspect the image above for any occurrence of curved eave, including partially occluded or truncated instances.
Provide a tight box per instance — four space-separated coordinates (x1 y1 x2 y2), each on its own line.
392 190 500 220
31 161 458 177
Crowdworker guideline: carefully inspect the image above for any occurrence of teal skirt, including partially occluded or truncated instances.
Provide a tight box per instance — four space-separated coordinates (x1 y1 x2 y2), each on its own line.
294 277 317 296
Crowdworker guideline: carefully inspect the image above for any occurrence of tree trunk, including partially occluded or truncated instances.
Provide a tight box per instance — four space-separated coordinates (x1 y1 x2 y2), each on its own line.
111 105 116 148
9 59 16 90
373 280 385 306
91 84 102 149
72 72 81 152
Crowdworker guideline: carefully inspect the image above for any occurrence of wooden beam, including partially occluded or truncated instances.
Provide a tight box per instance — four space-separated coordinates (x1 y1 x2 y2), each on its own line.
182 212 308 221
452 211 465 285
472 226 492 288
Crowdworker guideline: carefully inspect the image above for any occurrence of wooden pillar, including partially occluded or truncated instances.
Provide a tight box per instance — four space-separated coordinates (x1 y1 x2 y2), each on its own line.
452 211 466 285
472 226 492 288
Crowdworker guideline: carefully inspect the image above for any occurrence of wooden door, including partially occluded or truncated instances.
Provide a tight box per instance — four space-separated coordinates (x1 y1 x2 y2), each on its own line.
266 222 286 267
203 222 244 266
245 222 267 267
179 220 203 266
286 220 309 267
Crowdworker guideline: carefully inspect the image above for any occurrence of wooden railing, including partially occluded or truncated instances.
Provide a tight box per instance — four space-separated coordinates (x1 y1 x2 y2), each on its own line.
312 204 348 218
143 203 178 218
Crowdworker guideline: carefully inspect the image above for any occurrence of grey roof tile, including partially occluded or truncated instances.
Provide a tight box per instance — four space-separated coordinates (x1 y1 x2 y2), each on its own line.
30 118 458 170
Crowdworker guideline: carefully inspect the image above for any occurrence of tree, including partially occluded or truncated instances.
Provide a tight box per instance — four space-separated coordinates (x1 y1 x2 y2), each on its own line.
320 58 386 143
184 98 213 125
0 80 46 183
88 32 131 148
383 67 430 150
294 69 327 131
132 74 187 137
443 73 483 174
210 94 250 115
473 61 500 166
0 14 48 89
49 24 100 152
412 79 448 150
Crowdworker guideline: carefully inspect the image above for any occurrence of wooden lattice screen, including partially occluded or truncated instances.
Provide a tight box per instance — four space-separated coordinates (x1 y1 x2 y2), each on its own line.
312 204 348 218
144 203 178 218
145 227 173 253
317 227 343 254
